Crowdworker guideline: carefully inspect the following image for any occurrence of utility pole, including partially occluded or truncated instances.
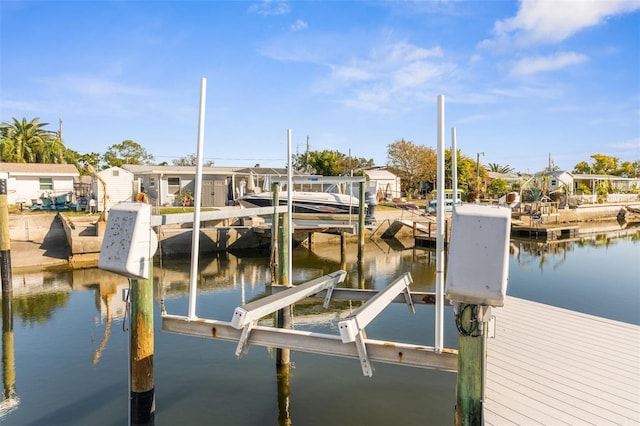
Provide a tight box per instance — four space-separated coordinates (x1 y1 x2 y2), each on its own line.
476 152 484 200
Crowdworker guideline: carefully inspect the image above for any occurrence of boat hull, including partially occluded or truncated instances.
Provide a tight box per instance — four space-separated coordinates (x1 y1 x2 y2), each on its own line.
238 192 364 215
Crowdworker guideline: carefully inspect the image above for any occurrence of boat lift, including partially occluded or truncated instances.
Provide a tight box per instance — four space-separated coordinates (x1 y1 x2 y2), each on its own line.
160 89 456 376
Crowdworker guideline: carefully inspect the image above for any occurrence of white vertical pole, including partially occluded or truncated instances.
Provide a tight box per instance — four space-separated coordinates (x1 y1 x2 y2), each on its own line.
286 129 293 287
452 127 458 206
188 77 206 320
435 95 445 352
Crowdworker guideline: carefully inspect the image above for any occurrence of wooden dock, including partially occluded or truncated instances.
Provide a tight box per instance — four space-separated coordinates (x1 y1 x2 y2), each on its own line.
484 296 640 425
511 224 580 240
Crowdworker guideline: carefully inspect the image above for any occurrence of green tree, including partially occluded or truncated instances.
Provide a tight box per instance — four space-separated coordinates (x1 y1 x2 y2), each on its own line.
386 139 436 196
590 154 619 175
573 161 591 174
172 153 214 167
445 149 481 199
293 149 373 176
103 140 154 167
487 178 509 198
0 117 63 163
488 163 514 174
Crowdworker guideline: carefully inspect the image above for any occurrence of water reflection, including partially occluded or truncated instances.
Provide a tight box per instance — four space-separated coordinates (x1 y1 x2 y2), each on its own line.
1 294 18 417
2 229 638 425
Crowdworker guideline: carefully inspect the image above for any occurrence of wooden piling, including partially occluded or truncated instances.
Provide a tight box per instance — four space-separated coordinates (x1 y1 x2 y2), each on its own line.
276 188 291 366
130 262 155 425
271 184 280 284
276 363 292 426
455 303 486 426
2 293 16 402
0 176 12 294
357 182 365 263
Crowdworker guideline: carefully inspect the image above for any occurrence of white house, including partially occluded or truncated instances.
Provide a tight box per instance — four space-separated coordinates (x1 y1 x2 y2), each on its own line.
0 162 79 206
122 164 237 207
363 168 401 201
534 170 575 195
91 166 135 212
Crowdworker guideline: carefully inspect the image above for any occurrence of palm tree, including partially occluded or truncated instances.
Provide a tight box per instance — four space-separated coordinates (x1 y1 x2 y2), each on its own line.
488 163 515 174
0 117 63 163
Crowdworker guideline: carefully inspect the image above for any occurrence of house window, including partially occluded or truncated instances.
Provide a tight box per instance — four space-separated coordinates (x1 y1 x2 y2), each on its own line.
149 177 155 187
168 177 181 193
551 179 557 186
39 178 53 191
112 170 119 177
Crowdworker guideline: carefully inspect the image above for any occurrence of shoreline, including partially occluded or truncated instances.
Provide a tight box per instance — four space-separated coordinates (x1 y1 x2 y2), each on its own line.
4 203 639 272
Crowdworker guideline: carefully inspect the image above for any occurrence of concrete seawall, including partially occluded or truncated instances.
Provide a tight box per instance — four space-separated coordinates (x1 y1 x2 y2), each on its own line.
6 203 638 272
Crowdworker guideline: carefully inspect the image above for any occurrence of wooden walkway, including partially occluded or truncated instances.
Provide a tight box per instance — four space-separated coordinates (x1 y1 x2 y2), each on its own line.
485 296 640 425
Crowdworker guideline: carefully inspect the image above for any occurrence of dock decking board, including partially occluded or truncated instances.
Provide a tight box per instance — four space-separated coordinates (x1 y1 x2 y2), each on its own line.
484 296 640 425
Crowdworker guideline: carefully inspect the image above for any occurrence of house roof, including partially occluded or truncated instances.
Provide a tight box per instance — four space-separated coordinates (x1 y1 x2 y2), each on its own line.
534 170 574 178
487 171 523 181
234 167 307 176
0 162 79 177
572 173 638 181
98 166 133 177
122 164 237 175
364 169 398 180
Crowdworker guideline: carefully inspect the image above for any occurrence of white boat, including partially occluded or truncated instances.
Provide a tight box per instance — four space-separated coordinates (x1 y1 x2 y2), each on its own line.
238 191 364 215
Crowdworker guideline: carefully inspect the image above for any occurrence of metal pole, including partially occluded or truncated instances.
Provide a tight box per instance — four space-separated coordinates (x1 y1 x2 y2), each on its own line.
435 95 445 353
452 128 458 206
0 174 12 294
130 262 154 425
188 77 207 320
476 152 484 200
286 129 293 287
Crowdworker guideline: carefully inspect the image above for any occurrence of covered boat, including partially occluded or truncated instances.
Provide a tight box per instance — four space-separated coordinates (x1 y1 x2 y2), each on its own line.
238 191 364 215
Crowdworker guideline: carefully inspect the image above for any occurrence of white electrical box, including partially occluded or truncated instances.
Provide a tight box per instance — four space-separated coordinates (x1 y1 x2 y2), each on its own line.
445 204 511 307
98 202 157 280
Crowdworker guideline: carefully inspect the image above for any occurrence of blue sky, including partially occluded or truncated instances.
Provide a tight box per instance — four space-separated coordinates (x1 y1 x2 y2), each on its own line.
1 0 639 173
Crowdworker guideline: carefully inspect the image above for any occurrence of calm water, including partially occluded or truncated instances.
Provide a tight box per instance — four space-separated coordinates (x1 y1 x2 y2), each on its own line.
1 228 639 425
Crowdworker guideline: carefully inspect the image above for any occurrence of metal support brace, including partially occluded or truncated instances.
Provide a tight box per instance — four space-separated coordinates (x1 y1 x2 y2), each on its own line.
338 273 415 376
231 270 347 356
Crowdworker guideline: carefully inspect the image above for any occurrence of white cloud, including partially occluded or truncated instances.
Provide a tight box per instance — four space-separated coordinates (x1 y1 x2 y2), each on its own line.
330 64 373 82
291 19 308 32
491 0 640 46
325 42 453 112
510 52 588 76
248 0 291 16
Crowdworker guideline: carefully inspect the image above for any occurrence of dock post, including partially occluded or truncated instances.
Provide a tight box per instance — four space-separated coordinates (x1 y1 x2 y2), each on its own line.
357 181 365 263
454 303 486 426
130 262 155 425
276 364 292 425
271 184 280 284
276 206 291 366
0 174 12 294
2 288 16 405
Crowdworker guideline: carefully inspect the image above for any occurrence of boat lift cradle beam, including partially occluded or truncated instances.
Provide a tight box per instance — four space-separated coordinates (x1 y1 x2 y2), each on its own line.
162 316 457 373
161 272 456 375
231 271 346 355
338 273 415 376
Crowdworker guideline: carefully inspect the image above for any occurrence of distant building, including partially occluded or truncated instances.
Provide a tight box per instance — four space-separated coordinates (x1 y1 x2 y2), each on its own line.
92 166 135 212
572 173 640 194
122 164 236 207
363 168 401 200
534 170 575 195
0 162 79 206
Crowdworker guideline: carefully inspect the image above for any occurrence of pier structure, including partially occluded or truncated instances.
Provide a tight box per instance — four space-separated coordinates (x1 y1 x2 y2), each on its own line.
485 296 640 425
